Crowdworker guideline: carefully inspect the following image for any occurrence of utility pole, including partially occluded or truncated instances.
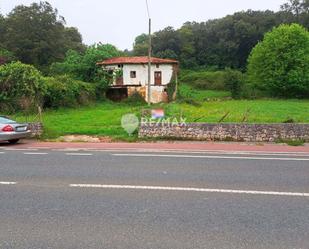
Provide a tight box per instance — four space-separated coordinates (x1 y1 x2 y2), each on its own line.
146 0 151 106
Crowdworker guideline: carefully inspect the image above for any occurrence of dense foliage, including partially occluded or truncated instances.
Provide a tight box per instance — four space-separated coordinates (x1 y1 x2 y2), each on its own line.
0 62 45 111
0 0 308 115
0 48 15 65
43 75 97 108
50 44 121 82
0 62 99 112
0 2 85 70
180 69 244 93
247 24 309 98
134 0 309 70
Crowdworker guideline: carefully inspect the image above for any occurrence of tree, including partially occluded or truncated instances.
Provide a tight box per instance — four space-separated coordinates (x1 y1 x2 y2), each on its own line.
1 1 84 69
281 0 309 15
281 0 309 27
0 14 6 46
152 27 181 59
191 10 284 69
178 23 197 68
51 43 121 82
132 10 287 69
133 34 149 56
247 24 309 98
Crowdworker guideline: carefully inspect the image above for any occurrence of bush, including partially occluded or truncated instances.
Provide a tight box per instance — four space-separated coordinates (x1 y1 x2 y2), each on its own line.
180 70 226 90
224 69 244 99
43 75 96 108
180 69 244 95
123 91 146 105
0 62 45 112
50 44 121 82
0 49 15 65
247 24 309 98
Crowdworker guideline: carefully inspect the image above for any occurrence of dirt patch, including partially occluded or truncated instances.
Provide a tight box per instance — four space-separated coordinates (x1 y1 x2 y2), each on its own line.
58 135 113 143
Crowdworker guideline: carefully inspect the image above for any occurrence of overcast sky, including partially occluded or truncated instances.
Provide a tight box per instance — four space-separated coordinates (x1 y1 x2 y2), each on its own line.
1 0 286 50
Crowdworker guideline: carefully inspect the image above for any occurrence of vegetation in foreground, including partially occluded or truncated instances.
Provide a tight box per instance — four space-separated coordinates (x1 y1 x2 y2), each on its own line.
13 85 309 141
1 0 308 143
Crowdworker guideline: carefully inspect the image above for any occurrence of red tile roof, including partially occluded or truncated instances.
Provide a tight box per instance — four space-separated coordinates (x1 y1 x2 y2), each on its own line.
97 56 179 65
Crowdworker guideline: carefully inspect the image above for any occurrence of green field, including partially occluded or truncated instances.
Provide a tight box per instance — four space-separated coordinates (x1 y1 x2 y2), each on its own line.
13 84 309 141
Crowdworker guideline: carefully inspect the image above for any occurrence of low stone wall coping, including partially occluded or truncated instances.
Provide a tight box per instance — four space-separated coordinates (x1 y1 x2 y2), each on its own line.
139 123 309 142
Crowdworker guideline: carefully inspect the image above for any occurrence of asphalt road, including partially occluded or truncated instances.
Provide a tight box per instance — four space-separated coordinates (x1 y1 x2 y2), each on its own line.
0 148 308 249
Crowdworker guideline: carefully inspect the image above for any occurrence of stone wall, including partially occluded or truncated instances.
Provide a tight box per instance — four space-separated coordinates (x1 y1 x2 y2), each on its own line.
139 123 309 142
28 122 43 137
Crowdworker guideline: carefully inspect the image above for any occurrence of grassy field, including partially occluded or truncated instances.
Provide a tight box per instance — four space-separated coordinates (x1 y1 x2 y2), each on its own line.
13 84 309 141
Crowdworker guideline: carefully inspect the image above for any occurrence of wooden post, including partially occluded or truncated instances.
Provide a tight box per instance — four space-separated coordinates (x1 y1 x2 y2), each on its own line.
38 106 43 124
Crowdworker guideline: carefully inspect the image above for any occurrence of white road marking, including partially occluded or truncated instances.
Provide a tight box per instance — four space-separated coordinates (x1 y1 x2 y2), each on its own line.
86 149 309 157
112 153 309 161
4 148 38 151
66 153 93 156
0 152 5 154
69 184 309 198
55 148 94 152
23 152 48 155
0 182 17 185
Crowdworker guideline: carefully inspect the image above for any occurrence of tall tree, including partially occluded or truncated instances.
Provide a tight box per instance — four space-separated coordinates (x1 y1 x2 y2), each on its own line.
247 24 309 98
179 22 197 68
0 14 6 47
2 1 84 69
133 10 288 69
281 0 309 27
51 43 121 82
152 27 181 59
133 34 149 56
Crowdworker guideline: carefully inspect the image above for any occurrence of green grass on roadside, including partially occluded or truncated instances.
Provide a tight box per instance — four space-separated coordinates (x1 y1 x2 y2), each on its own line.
11 84 309 141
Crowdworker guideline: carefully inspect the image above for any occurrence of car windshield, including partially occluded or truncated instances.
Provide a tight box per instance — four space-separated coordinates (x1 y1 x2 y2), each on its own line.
0 117 15 124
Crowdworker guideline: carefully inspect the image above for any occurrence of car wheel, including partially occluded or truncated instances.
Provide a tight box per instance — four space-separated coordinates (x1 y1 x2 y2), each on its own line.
8 139 19 144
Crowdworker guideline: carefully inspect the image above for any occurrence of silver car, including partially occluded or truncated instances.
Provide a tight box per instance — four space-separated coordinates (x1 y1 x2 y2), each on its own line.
0 116 31 144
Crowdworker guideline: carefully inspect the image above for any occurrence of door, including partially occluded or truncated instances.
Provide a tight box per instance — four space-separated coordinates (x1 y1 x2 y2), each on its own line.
154 71 162 85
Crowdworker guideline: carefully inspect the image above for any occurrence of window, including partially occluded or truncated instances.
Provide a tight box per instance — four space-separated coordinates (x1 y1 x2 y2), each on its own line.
156 64 160 68
0 117 14 124
130 71 136 78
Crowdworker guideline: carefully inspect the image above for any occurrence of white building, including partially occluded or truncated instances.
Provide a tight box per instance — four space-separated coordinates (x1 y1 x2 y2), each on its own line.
97 56 179 103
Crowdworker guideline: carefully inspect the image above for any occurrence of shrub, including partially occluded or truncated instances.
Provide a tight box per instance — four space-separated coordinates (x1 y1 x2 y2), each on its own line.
166 80 177 102
180 69 244 96
0 49 15 65
180 70 226 90
50 44 122 82
247 24 309 98
0 62 45 112
43 75 96 108
224 69 244 99
123 91 146 105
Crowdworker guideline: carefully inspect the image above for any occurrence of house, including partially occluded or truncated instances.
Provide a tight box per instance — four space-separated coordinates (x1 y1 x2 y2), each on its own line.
97 56 179 103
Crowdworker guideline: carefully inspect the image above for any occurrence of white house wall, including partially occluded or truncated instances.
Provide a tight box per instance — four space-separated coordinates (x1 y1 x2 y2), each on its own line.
103 63 176 103
122 64 174 86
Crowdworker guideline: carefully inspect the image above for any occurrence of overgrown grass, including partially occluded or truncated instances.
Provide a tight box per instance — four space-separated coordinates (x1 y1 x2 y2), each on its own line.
11 83 309 141
276 139 306 146
179 83 231 101
14 102 144 141
166 99 309 123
